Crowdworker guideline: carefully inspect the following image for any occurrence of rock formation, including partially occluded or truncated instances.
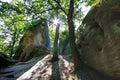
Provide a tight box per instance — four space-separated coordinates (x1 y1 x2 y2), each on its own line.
13 20 50 61
77 0 120 79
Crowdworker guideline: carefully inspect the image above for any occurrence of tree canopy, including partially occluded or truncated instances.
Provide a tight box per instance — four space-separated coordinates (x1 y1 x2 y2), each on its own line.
0 0 92 56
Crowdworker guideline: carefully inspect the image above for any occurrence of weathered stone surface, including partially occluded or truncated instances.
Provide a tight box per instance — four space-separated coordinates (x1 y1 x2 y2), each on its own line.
0 56 44 80
17 55 77 80
77 0 120 79
13 20 50 61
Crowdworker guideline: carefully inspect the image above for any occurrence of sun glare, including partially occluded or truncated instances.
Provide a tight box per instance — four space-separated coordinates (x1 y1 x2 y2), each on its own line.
52 17 59 25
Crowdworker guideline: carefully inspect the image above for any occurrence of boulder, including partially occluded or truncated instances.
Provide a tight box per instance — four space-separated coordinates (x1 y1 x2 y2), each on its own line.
77 0 120 79
13 20 50 61
0 56 44 80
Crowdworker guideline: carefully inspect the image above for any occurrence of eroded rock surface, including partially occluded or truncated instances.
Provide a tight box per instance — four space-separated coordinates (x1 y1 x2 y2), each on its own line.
77 0 120 79
13 20 50 61
17 55 77 80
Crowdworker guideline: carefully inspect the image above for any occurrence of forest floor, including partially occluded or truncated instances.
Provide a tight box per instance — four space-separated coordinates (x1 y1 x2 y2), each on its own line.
17 55 80 80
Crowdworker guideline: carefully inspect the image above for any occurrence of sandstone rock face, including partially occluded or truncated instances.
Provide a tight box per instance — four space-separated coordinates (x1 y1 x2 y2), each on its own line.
77 0 120 78
14 21 50 61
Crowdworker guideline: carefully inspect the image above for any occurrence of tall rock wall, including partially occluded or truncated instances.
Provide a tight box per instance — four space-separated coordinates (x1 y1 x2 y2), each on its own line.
77 0 120 79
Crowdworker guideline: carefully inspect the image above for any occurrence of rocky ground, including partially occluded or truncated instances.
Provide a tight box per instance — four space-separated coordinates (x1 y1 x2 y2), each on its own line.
0 54 118 80
17 55 79 80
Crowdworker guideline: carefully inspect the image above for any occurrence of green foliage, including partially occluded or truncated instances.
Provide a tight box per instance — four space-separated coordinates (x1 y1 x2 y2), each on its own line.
112 23 120 35
85 0 101 6
0 0 93 58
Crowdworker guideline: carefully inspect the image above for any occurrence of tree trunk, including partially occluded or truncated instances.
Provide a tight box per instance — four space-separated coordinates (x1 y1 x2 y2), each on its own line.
50 23 61 80
43 20 50 49
60 34 69 55
51 23 60 61
67 0 81 72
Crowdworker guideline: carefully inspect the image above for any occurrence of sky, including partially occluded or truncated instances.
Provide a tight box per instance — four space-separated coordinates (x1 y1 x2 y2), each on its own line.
1 0 12 3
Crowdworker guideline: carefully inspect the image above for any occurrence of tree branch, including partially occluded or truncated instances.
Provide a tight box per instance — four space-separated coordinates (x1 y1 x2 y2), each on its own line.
48 0 57 9
68 0 74 18
53 0 67 15
25 7 57 15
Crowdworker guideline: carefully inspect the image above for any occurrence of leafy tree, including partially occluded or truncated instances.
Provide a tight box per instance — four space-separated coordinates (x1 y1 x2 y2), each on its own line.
0 0 92 75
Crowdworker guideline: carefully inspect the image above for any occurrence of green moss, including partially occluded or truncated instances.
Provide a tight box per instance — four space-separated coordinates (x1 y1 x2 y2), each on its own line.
117 23 120 27
96 35 103 41
26 45 49 61
85 28 95 39
112 23 120 34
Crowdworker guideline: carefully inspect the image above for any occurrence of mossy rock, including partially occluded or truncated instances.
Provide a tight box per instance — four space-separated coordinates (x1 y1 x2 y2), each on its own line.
26 45 50 61
15 45 49 62
77 0 120 79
